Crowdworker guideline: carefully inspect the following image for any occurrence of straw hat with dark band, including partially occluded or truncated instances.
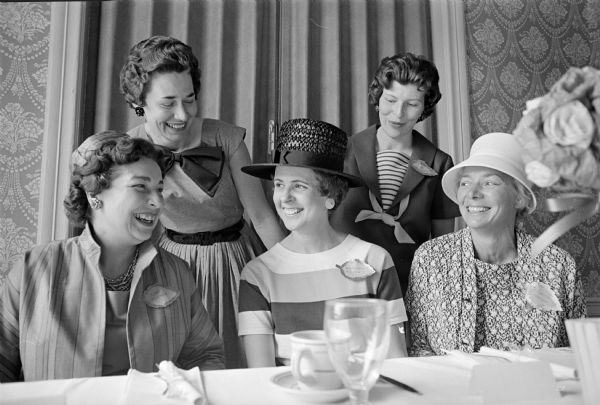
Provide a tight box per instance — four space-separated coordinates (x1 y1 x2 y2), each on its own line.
242 118 363 187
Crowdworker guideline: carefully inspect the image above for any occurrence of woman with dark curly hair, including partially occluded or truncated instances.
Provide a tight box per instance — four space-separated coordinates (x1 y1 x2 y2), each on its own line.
332 52 460 294
120 35 285 368
0 131 224 382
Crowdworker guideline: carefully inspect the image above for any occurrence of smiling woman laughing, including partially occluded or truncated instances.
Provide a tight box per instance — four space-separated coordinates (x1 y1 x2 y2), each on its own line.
406 132 586 357
0 131 224 382
238 118 409 367
120 36 286 368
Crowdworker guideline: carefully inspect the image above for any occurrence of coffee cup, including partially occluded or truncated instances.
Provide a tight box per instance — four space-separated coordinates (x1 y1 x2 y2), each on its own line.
290 330 343 391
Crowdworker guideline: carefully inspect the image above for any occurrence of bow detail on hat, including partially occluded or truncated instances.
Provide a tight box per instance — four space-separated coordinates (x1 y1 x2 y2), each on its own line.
157 145 224 197
355 191 415 244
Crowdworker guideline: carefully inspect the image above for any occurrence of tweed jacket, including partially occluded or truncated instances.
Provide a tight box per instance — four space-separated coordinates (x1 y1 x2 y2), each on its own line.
331 125 460 292
0 226 225 382
406 228 586 357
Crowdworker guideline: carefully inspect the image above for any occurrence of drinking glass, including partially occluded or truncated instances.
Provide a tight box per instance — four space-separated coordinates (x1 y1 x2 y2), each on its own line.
565 318 600 405
323 298 390 405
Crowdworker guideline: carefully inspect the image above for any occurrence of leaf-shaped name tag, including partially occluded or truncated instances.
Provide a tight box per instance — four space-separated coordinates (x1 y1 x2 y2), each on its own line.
336 259 376 281
524 281 562 311
144 285 180 308
411 159 438 176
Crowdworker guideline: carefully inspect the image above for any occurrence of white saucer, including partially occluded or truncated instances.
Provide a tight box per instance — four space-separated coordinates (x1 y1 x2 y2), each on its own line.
270 371 348 403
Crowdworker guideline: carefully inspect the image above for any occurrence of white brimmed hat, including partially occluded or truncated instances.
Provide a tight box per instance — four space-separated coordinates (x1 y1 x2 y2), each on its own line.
441 132 537 213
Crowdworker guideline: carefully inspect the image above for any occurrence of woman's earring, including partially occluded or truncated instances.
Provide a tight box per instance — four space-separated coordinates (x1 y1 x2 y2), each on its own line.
134 106 144 117
325 198 335 210
90 197 103 210
515 197 528 210
375 105 379 112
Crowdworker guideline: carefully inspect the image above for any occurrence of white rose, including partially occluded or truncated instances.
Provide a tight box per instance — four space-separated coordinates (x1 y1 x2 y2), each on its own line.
525 161 560 188
524 96 544 114
543 100 595 148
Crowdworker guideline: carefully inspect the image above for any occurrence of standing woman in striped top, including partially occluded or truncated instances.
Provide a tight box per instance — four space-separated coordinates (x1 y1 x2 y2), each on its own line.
0 131 224 382
332 53 460 295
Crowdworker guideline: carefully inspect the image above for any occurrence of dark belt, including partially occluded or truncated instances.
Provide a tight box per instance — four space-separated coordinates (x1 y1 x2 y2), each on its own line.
165 219 245 245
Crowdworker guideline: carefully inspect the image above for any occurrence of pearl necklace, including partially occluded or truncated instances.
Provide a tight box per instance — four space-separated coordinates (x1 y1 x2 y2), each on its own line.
104 248 139 291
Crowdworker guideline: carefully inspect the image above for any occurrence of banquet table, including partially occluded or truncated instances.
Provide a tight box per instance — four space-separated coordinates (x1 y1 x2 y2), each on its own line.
0 353 583 405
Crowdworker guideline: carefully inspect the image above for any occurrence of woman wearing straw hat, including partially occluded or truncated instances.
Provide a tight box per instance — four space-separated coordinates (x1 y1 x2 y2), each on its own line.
406 132 586 357
0 131 224 381
238 118 408 367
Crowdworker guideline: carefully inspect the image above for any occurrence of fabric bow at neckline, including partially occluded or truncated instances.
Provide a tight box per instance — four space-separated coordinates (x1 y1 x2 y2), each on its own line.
354 191 415 244
156 145 225 197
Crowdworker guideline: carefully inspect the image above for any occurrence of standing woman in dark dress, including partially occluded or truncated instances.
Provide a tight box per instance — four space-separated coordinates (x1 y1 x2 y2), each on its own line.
119 36 285 368
332 53 460 294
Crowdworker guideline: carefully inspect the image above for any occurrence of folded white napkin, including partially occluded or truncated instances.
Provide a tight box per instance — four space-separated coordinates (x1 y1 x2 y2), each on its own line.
478 347 577 381
157 361 206 405
441 347 577 381
123 362 206 405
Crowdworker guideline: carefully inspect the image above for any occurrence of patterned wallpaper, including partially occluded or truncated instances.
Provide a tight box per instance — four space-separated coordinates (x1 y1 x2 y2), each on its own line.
463 0 600 300
0 2 50 285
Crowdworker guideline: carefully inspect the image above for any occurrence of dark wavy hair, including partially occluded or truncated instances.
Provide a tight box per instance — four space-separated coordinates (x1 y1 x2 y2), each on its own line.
314 170 349 211
64 131 165 226
368 52 442 122
119 35 201 109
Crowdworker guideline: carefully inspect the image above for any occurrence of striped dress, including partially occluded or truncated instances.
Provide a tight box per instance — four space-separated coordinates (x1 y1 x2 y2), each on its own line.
238 234 406 363
376 150 410 210
0 226 224 382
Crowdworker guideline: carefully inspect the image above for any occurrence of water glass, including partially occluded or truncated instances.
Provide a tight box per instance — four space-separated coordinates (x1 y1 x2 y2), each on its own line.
323 298 390 405
565 318 600 405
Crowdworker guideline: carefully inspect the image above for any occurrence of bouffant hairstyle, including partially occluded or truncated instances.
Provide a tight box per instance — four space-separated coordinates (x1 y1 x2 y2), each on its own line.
64 131 164 226
368 52 442 122
314 169 350 211
119 35 201 109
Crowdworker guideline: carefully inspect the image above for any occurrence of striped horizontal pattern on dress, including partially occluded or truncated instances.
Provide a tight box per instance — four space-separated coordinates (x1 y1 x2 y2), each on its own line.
238 235 407 362
376 151 410 210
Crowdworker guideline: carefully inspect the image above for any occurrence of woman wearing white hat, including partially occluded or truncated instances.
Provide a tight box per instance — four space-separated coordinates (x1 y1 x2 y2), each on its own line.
406 132 586 357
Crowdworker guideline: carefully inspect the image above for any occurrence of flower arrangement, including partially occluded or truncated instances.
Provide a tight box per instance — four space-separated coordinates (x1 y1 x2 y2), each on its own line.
513 66 600 256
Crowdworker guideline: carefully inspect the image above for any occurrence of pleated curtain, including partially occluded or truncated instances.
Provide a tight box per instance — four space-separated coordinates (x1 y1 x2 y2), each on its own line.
279 0 433 142
92 0 432 163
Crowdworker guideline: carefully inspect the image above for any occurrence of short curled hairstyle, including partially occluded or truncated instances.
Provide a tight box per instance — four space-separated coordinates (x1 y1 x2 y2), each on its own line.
314 169 350 211
368 52 442 122
119 35 201 109
64 130 165 226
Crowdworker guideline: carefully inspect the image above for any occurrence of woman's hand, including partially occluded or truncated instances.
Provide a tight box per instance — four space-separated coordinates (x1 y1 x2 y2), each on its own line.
242 334 277 368
387 324 408 358
229 142 286 248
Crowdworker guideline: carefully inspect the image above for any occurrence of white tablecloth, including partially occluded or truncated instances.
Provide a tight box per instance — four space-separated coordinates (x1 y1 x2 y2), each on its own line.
0 355 583 405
